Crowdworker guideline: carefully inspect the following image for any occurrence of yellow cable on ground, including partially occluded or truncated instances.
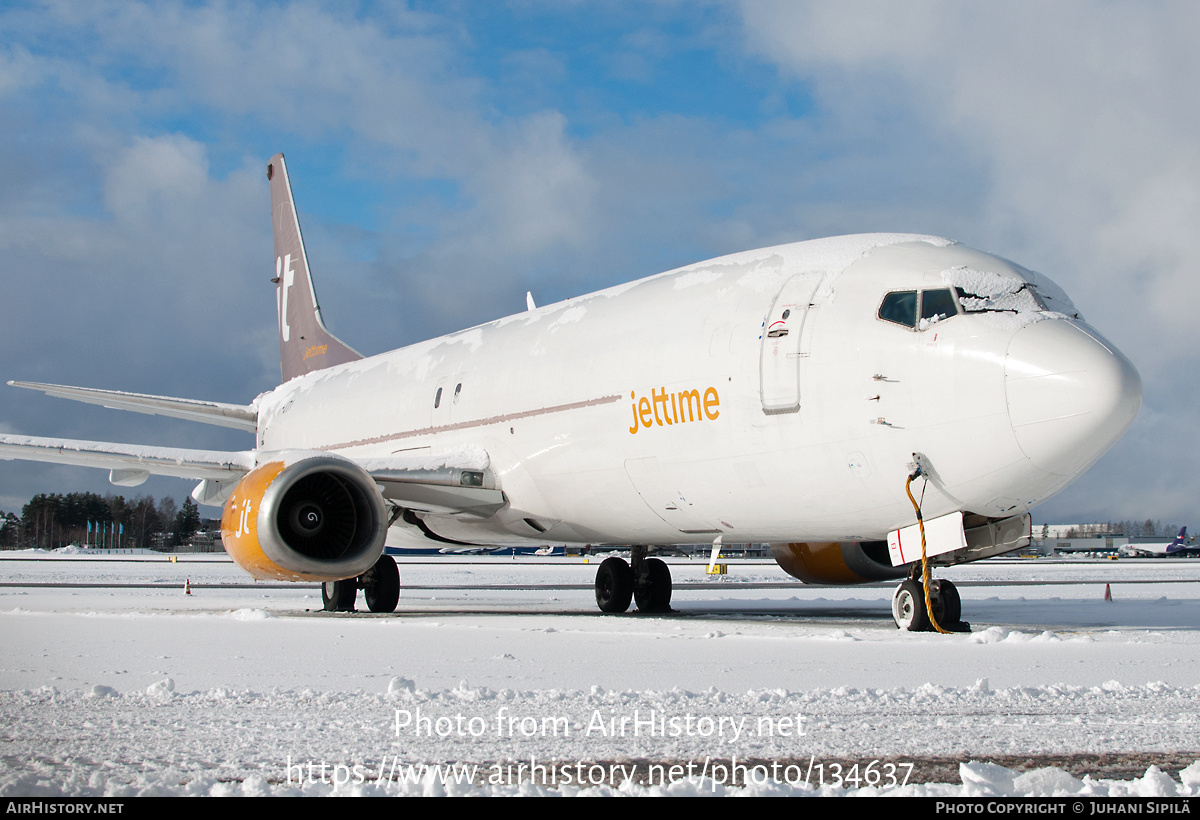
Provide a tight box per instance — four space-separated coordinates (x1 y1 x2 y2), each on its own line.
905 474 952 634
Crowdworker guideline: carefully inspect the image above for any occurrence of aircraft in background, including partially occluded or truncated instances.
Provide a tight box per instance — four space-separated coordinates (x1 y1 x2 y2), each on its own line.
1120 527 1195 558
0 153 1143 630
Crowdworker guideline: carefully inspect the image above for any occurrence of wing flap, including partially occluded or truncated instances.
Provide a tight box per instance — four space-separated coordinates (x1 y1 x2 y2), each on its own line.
374 478 505 517
358 446 506 517
8 381 258 432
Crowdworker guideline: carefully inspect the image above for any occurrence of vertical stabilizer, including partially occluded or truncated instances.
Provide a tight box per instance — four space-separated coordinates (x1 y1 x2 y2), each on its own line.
267 153 362 383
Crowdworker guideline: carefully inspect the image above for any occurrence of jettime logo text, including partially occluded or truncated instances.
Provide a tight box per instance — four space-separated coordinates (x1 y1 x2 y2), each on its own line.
629 386 720 434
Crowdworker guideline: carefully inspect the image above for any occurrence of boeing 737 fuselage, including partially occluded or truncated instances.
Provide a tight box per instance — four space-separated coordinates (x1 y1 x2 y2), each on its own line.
0 153 1143 630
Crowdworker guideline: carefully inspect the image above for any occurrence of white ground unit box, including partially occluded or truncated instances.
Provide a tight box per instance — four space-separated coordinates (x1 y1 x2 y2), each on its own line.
888 511 968 566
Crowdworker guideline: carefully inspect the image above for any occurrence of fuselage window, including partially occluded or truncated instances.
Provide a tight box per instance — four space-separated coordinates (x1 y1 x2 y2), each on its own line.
879 291 918 328
434 387 442 408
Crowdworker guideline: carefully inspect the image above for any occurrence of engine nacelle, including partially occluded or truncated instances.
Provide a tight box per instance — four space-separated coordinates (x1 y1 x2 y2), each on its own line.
220 457 387 582
771 540 907 585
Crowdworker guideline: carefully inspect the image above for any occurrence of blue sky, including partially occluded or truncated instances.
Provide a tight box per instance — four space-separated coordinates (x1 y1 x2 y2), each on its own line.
1 1 1197 530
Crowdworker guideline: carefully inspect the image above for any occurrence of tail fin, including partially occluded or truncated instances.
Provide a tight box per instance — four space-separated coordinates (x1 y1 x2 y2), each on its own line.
267 153 362 383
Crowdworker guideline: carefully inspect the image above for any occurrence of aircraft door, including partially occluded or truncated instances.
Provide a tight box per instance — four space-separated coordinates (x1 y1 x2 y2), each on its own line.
760 273 822 412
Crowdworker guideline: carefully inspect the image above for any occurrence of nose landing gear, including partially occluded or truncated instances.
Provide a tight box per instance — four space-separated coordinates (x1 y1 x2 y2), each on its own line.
891 576 967 632
896 462 969 632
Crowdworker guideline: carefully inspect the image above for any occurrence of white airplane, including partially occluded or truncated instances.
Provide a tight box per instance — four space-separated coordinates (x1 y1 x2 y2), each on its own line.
1119 527 1194 558
0 153 1143 630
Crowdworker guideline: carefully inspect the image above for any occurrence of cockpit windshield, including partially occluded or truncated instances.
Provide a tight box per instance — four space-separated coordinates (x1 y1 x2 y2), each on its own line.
879 288 959 330
879 291 918 328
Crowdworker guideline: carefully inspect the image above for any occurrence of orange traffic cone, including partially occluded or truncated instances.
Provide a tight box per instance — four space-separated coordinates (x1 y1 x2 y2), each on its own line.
184 579 192 596
1104 583 1112 602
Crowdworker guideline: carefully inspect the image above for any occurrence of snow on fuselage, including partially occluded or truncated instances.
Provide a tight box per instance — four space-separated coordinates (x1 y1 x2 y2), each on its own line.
255 234 1142 548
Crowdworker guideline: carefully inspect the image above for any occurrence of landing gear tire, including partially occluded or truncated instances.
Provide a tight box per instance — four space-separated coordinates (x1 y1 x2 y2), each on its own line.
322 579 357 612
634 557 672 613
364 554 400 613
595 557 634 613
892 578 968 631
930 579 961 627
892 579 930 632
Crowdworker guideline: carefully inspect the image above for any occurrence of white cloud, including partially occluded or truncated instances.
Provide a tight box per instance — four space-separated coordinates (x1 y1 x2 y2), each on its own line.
104 135 210 225
739 2 1200 335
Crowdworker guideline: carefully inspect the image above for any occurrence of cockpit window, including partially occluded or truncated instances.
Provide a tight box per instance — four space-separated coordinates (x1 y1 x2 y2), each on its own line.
879 289 960 331
920 288 957 324
879 291 918 328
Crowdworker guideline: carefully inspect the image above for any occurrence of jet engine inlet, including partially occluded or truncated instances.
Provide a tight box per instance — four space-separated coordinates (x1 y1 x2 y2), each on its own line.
276 471 363 560
221 457 387 582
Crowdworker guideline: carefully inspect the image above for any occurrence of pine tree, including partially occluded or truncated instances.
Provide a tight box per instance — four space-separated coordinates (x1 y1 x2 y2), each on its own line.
176 496 202 544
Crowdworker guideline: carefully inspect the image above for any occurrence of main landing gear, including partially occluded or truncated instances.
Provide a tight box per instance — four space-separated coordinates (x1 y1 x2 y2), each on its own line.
322 554 400 613
594 546 672 614
891 575 967 632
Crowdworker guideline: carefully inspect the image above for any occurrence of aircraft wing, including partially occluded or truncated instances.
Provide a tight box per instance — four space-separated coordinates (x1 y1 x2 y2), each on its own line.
7 381 258 432
0 434 504 515
0 434 256 483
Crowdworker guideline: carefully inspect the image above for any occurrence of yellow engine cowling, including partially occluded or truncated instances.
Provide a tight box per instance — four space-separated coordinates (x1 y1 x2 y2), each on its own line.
220 457 387 582
771 541 907 585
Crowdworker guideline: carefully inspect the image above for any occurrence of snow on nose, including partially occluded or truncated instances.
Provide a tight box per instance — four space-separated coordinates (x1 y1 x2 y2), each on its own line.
1005 319 1141 478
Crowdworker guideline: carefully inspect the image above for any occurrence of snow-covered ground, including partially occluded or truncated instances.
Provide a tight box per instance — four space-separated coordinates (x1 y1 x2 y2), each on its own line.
2 551 1199 797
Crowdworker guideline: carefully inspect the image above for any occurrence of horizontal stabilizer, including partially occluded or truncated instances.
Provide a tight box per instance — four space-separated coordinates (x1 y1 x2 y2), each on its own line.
8 381 258 432
0 434 255 480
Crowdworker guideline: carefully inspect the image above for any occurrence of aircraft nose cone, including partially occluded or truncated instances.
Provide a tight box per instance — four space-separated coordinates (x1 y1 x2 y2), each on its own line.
1005 319 1141 477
